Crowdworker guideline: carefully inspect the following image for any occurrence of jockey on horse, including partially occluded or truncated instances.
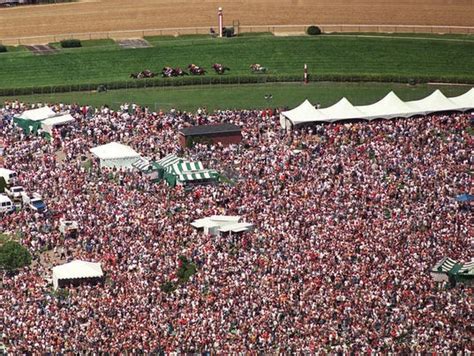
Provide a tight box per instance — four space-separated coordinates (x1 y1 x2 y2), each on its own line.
162 66 174 77
212 63 230 75
250 64 267 73
188 64 206 75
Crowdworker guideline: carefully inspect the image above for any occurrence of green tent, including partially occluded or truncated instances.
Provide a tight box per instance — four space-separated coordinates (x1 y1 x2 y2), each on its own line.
13 117 43 135
455 261 474 283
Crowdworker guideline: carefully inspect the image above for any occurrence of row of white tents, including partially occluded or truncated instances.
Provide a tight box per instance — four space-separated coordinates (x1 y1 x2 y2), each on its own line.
280 88 474 129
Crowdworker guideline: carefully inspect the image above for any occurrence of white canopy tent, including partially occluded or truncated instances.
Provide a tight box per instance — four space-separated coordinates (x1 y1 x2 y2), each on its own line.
52 260 103 290
357 91 421 120
18 106 56 122
280 88 474 128
406 90 460 115
90 142 141 169
191 215 246 236
445 87 474 112
41 114 75 134
219 222 255 234
319 97 366 122
279 99 327 129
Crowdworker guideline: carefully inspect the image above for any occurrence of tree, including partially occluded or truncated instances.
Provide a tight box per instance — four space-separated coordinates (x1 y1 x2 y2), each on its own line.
0 240 32 271
0 176 6 193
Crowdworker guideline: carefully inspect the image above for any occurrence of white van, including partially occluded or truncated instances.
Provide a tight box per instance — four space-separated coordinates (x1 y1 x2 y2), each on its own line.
0 168 17 186
0 194 15 214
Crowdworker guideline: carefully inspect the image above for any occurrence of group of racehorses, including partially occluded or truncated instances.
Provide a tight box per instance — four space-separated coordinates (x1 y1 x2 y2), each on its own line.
130 63 267 79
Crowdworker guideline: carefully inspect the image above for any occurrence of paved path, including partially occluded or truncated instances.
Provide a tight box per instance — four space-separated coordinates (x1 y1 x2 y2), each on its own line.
116 39 151 49
25 44 58 55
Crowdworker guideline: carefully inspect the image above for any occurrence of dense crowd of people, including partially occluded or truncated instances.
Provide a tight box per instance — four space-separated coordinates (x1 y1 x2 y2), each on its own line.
0 100 472 353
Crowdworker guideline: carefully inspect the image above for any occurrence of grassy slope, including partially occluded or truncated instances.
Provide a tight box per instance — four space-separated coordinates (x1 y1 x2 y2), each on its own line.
0 35 473 90
1 82 470 112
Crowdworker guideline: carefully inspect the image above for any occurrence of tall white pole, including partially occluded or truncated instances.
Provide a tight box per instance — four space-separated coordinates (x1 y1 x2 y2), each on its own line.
218 7 224 38
304 63 308 84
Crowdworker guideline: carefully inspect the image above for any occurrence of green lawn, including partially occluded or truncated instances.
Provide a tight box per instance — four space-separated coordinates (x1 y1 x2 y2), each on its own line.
1 82 470 112
0 34 472 92
324 33 474 41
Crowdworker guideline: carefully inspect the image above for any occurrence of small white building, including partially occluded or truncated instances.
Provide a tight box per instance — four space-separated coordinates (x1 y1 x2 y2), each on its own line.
90 142 141 169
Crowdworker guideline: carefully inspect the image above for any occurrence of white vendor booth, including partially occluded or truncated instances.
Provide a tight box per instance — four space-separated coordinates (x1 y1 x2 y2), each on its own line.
52 260 104 290
90 142 141 169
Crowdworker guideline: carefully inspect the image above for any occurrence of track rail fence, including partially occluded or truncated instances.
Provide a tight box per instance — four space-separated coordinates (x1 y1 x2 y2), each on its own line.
1 24 473 45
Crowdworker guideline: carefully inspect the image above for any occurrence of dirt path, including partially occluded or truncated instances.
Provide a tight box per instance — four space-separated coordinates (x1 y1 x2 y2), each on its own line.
0 0 472 41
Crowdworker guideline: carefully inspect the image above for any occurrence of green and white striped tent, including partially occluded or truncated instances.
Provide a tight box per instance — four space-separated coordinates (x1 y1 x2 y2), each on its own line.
132 157 152 171
167 161 218 181
431 257 463 282
167 161 204 174
457 260 474 282
156 154 182 169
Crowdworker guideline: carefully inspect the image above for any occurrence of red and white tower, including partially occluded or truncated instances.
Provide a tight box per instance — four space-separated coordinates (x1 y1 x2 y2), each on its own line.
218 7 224 37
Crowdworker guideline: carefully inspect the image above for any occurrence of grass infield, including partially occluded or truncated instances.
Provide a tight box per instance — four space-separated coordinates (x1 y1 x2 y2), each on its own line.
0 34 473 93
1 82 470 112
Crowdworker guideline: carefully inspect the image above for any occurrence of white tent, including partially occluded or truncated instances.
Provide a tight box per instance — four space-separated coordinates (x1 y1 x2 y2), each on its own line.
18 106 56 122
406 90 460 115
450 88 474 112
357 91 421 120
280 88 474 128
41 114 75 134
219 222 255 233
191 215 244 236
52 260 103 290
280 99 327 129
90 142 141 169
319 97 366 122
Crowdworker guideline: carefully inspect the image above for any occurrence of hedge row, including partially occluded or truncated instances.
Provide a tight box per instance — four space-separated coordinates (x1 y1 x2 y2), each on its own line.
0 73 473 97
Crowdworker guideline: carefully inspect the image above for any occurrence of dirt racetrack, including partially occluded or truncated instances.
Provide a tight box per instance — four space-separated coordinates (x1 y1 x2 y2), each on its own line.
0 0 473 41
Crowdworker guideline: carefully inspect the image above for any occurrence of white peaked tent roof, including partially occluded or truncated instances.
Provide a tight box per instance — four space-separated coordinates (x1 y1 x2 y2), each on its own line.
41 114 75 127
90 142 140 160
357 91 420 120
18 106 56 121
280 99 327 126
319 97 365 121
450 88 474 111
281 88 474 127
406 89 460 114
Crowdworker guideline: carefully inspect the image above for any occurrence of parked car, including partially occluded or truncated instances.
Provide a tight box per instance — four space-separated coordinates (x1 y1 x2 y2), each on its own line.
5 186 24 201
21 192 47 213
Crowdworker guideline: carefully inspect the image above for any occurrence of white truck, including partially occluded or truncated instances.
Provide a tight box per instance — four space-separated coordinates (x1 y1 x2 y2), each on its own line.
5 185 25 201
0 168 17 186
21 192 47 213
0 194 15 214
59 219 79 239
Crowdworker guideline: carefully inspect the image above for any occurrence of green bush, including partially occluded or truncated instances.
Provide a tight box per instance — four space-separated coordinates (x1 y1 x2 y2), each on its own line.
307 26 322 36
60 39 82 48
0 45 7 53
0 240 32 271
160 281 176 293
0 177 6 193
177 256 197 283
